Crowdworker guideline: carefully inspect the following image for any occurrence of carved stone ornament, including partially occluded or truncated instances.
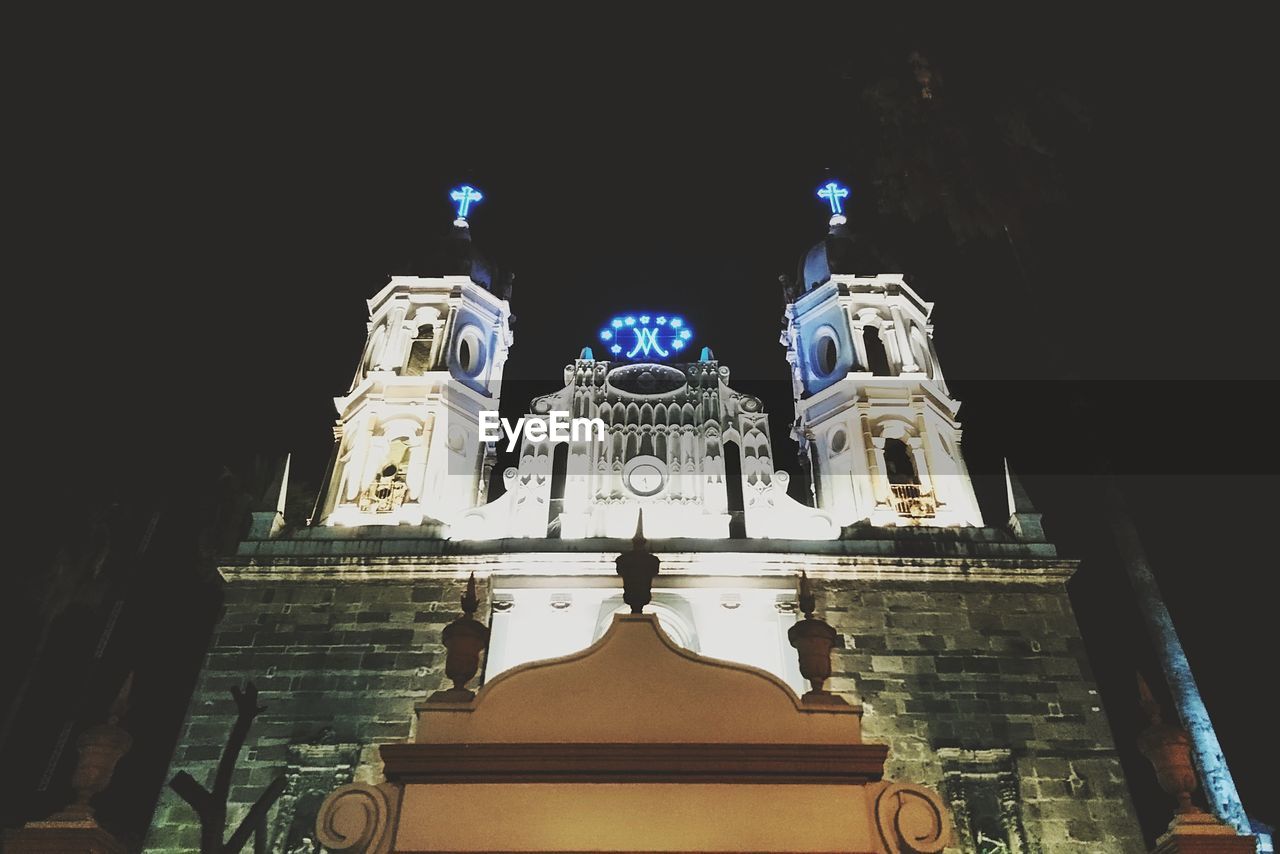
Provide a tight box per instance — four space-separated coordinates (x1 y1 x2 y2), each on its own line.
873 781 953 854
787 571 847 705
315 782 401 854
428 573 490 702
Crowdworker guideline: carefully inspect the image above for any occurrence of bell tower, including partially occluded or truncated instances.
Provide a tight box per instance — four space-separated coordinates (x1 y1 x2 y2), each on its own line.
782 181 982 528
315 186 513 528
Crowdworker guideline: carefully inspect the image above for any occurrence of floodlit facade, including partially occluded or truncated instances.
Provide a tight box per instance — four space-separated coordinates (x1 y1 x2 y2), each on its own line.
143 194 1154 854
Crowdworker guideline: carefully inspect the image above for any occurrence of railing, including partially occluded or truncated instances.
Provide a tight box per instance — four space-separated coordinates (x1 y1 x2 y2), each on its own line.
358 476 408 513
890 483 937 519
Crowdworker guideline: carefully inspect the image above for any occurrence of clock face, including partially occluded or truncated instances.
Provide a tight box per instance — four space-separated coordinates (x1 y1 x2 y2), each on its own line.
626 462 665 496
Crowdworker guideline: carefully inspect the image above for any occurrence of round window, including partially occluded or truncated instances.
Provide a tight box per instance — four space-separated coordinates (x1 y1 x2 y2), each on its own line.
456 327 485 376
830 430 847 455
813 329 840 377
623 455 667 496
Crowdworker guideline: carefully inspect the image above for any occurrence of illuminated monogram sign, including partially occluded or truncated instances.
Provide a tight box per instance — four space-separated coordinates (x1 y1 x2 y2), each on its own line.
598 314 693 361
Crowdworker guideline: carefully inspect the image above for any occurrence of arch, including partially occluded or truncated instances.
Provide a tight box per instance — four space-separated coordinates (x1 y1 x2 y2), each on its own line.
862 325 890 375
405 322 436 375
882 437 918 485
724 439 746 537
546 442 569 537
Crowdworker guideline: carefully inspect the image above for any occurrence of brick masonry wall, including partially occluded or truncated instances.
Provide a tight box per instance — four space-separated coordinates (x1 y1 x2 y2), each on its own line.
819 577 1145 853
144 574 485 853
145 571 1145 853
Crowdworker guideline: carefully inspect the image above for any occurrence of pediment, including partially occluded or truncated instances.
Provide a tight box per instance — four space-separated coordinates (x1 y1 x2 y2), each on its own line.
415 614 861 746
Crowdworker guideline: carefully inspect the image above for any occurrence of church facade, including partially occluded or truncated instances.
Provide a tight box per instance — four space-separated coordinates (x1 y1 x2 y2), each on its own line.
144 186 1147 853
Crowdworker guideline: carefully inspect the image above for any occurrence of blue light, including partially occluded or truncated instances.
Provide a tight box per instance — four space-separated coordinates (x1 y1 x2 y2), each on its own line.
817 181 849 216
449 185 484 220
597 313 695 362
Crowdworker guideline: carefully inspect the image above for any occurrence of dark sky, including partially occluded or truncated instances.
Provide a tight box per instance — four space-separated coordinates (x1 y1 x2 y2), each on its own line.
13 7 1277 835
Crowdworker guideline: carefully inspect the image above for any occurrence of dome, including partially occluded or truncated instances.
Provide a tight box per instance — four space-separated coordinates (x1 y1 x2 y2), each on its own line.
394 223 513 297
798 220 890 292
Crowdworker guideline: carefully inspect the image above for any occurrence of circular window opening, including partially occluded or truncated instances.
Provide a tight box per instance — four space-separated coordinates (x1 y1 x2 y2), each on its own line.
830 430 848 455
814 331 839 377
456 327 485 376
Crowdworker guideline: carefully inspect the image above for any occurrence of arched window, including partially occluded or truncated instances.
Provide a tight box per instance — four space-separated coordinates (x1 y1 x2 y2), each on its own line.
404 324 435 375
883 438 918 485
546 442 569 537
724 440 745 537
862 326 891 375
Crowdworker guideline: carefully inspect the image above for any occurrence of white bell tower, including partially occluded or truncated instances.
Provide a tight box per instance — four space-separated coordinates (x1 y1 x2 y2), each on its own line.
781 182 982 528
315 187 513 528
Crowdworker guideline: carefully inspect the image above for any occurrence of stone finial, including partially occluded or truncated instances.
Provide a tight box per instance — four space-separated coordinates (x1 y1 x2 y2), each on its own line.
1137 674 1257 851
433 573 490 702
787 573 846 706
62 672 134 820
615 510 659 614
1137 672 1200 816
4 677 134 852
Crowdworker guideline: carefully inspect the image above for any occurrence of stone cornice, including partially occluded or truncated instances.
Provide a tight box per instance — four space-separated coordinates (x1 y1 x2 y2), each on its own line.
220 547 1076 583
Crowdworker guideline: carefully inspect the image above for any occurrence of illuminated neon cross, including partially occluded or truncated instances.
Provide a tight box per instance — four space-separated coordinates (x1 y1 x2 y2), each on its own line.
627 325 669 359
449 185 484 221
817 181 849 216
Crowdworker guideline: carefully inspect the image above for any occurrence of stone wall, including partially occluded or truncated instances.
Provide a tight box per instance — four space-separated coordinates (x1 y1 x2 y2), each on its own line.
820 576 1145 853
145 569 1144 854
143 574 484 853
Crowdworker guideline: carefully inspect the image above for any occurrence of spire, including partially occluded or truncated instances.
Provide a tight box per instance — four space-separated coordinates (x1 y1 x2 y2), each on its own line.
249 453 291 539
798 179 891 291
273 453 291 517
1004 458 1045 541
1004 457 1035 514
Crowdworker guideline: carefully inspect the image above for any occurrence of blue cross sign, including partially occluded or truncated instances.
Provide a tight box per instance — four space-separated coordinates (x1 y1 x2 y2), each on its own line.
599 314 693 361
817 181 849 216
449 185 484 221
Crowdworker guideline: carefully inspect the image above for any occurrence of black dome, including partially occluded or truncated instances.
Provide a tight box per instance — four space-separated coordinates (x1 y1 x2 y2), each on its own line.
394 223 513 297
799 220 890 292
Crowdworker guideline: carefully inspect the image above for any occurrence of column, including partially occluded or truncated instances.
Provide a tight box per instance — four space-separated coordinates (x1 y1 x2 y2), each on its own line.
890 306 920 373
906 436 934 495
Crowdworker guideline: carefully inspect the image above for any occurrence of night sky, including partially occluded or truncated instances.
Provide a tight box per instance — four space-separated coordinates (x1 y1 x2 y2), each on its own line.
11 8 1278 840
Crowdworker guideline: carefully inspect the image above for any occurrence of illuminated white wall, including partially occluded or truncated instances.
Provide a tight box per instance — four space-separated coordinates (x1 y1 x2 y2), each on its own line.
782 273 983 528
317 275 512 527
485 580 807 696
